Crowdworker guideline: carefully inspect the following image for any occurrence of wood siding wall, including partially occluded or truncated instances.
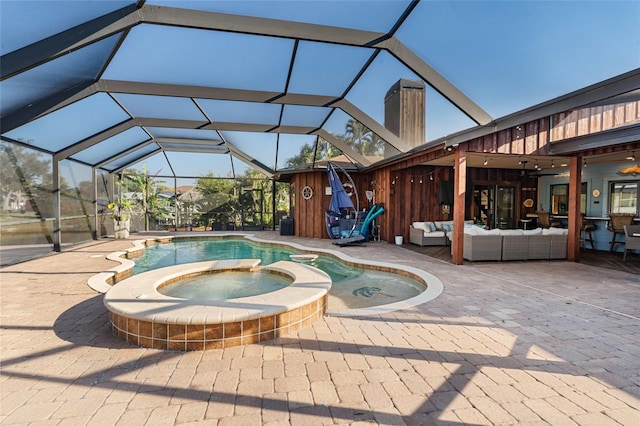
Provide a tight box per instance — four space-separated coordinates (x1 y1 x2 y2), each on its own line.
466 118 551 156
551 100 640 141
291 164 536 244
292 171 370 240
292 100 639 241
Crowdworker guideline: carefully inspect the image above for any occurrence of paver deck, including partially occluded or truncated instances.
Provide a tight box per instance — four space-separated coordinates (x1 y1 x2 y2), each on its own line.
1 231 639 425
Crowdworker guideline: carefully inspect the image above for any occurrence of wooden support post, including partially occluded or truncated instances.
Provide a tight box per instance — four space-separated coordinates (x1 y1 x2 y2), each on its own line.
452 147 467 265
567 155 582 262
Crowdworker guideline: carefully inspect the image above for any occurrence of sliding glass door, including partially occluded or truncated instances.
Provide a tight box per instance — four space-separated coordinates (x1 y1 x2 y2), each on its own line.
473 184 517 229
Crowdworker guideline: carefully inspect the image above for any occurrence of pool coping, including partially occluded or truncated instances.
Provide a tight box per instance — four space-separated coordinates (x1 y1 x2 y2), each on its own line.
88 233 444 317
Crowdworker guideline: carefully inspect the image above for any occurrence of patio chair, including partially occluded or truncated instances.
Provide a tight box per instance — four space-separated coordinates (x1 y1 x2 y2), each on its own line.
535 211 562 229
623 225 640 262
608 213 635 252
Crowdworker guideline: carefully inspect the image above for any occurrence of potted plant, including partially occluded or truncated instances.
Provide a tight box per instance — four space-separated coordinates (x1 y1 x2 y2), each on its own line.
108 199 132 239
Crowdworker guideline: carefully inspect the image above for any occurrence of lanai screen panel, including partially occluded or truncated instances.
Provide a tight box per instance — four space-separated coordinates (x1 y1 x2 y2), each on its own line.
230 157 254 178
164 151 235 179
103 25 294 92
145 128 222 143
197 100 282 126
113 94 209 122
0 1 133 53
102 144 160 173
3 93 130 153
287 41 374 97
125 153 171 178
1 35 121 118
276 134 319 170
323 109 386 163
280 105 332 128
145 0 410 32
345 50 478 143
70 127 151 165
221 131 278 171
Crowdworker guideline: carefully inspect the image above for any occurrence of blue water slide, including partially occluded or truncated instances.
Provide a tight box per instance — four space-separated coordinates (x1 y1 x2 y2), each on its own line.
359 204 385 239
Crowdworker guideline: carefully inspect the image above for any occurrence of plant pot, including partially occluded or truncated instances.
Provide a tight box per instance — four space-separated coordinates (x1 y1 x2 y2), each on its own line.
114 218 130 239
395 235 403 245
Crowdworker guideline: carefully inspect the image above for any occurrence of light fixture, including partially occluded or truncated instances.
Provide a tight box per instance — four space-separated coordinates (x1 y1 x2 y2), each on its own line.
429 172 434 181
627 151 636 161
411 176 414 183
483 156 488 166
419 176 423 184
534 160 539 169
583 158 587 168
551 160 555 168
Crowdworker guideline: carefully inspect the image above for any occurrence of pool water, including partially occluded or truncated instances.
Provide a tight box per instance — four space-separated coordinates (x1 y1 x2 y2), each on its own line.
130 239 424 310
158 270 292 300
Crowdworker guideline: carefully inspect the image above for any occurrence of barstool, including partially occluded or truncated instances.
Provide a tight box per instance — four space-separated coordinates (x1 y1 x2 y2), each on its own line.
580 214 596 250
535 211 562 229
608 213 635 252
520 218 533 230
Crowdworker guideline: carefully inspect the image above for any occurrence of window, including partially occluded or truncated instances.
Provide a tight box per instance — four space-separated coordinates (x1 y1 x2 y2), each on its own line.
609 181 638 215
550 183 588 215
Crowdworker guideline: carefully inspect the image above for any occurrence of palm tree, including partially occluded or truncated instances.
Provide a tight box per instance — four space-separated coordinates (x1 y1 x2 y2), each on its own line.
120 166 169 231
344 119 384 156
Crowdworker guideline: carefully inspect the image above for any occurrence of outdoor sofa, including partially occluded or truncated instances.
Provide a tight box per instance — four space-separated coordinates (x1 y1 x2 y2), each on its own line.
410 220 473 246
459 226 568 261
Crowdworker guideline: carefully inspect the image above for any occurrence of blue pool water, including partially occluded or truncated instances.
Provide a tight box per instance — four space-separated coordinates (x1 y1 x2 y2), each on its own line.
159 270 293 300
130 238 424 309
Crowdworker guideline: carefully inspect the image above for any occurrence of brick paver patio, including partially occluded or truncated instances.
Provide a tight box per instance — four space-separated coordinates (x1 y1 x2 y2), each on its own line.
1 232 639 425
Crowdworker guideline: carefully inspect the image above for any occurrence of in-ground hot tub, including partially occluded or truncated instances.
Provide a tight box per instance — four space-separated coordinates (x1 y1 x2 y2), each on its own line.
103 259 331 350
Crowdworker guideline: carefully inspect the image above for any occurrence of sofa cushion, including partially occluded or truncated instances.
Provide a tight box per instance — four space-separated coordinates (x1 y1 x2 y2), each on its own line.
464 227 502 235
424 230 445 237
412 222 431 233
500 229 524 236
523 227 543 235
477 228 500 235
542 227 568 235
434 221 452 231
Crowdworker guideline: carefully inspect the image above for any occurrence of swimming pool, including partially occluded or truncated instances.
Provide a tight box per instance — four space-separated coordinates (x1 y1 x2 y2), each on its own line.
96 234 443 349
128 237 426 311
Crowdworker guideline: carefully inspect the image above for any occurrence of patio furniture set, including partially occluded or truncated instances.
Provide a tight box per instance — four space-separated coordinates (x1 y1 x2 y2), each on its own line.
410 213 638 263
